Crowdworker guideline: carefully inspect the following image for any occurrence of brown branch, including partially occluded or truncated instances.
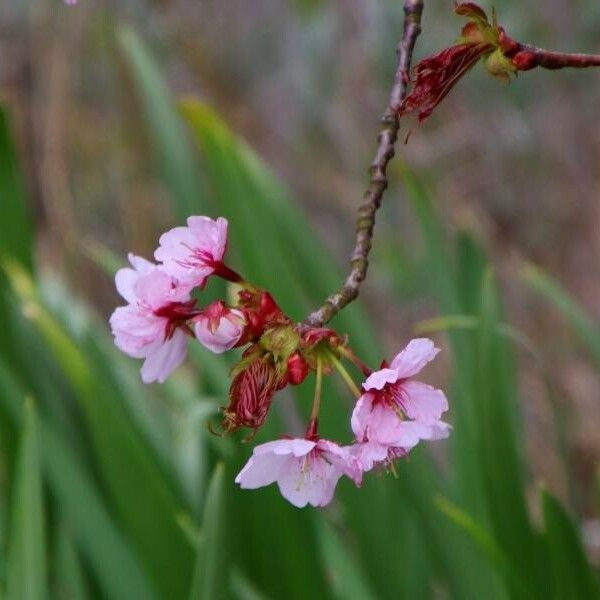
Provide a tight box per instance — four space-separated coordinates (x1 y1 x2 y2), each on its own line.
303 0 424 328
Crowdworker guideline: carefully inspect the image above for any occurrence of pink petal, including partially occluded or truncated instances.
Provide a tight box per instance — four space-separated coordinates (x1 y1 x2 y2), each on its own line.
253 438 316 458
317 440 363 486
140 328 188 383
115 267 140 305
235 452 291 489
351 442 389 472
362 368 401 391
350 393 375 441
154 216 228 286
389 338 440 378
109 305 165 357
187 216 228 262
154 226 197 265
134 270 189 311
194 309 244 354
351 394 405 446
426 421 452 440
276 455 341 508
128 253 155 274
115 254 156 304
401 380 449 424
389 420 452 449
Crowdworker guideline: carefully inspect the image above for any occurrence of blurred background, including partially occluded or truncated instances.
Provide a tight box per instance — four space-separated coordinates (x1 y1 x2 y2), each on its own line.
1 0 600 598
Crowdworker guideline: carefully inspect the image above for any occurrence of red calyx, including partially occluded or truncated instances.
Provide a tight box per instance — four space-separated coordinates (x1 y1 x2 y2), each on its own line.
287 352 309 386
301 327 343 348
237 290 289 344
153 300 200 339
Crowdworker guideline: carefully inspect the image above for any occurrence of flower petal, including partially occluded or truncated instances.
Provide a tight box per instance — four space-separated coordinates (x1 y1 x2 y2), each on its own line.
389 338 440 378
253 438 316 458
351 442 389 472
194 307 244 354
140 328 188 383
277 455 341 508
362 368 401 391
235 452 291 489
350 393 375 441
401 380 449 424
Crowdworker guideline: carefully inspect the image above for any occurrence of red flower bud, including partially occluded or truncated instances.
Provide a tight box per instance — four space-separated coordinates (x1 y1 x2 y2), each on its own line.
287 352 309 386
511 50 538 71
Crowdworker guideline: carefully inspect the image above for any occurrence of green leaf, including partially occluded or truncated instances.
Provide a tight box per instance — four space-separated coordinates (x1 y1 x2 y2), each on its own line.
541 489 600 599
523 262 600 368
7 398 46 600
3 261 193 599
0 106 33 272
42 424 157 600
189 463 228 600
435 496 521 589
117 27 205 220
229 568 270 600
314 518 377 600
53 524 90 600
474 271 542 596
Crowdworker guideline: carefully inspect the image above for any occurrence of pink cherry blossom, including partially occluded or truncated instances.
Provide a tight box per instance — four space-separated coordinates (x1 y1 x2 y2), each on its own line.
154 216 229 287
194 301 246 354
235 438 361 508
351 338 450 470
110 254 195 383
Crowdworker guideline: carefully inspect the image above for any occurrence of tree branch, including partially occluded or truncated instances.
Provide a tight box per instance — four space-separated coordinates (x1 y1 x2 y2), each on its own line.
303 0 424 328
511 44 600 71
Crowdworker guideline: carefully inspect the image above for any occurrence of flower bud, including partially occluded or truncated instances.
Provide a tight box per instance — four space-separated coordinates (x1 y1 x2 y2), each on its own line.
287 352 309 386
194 301 246 354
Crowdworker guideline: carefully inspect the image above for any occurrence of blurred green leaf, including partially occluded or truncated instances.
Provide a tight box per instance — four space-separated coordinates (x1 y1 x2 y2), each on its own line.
54 524 90 600
0 357 157 599
42 424 157 600
541 488 600 600
118 27 205 220
314 518 377 600
3 260 193 599
7 399 46 600
436 497 521 589
0 106 33 272
229 568 270 600
189 463 228 600
523 262 600 368
402 166 509 598
475 271 542 597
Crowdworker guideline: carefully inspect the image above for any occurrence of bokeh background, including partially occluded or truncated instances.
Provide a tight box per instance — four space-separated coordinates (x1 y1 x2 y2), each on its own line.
1 1 600 598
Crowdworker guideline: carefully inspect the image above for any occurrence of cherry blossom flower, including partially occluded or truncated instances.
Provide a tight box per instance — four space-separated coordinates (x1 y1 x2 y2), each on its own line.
235 438 361 508
110 254 196 383
194 301 246 354
351 338 450 470
154 216 230 288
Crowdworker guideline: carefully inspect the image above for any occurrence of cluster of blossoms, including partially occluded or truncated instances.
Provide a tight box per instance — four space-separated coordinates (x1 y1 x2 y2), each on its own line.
110 216 451 507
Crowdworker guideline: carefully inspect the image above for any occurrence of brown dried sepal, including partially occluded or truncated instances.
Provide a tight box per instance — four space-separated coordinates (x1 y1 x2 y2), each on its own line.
220 354 287 434
399 41 494 122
